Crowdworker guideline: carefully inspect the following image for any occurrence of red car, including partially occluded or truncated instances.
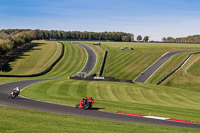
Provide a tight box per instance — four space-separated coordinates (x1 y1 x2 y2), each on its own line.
75 97 94 109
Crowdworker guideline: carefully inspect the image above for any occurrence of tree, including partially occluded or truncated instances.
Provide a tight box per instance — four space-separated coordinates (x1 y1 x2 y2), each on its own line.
122 36 131 42
143 36 149 42
137 35 142 42
162 37 167 42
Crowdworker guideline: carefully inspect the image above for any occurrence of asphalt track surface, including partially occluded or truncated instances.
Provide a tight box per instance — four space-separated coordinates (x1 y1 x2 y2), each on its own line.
73 42 97 76
133 50 199 82
0 44 200 129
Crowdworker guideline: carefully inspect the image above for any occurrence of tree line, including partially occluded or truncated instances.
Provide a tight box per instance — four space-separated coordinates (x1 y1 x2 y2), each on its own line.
0 29 135 56
162 35 200 43
0 29 134 41
34 30 134 42
0 30 36 56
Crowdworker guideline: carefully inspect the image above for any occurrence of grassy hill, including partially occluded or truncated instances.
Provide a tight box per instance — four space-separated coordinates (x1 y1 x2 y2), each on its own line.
0 41 62 75
0 41 87 83
76 41 200 80
21 79 200 124
1 106 199 133
41 42 87 78
150 53 200 91
74 41 105 76
1 41 200 132
147 52 192 84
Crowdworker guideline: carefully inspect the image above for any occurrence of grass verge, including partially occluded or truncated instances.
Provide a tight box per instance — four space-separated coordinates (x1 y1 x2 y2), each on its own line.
0 41 87 83
159 54 200 91
147 53 191 84
74 41 105 76
0 106 199 133
21 79 200 123
75 41 200 80
0 41 62 75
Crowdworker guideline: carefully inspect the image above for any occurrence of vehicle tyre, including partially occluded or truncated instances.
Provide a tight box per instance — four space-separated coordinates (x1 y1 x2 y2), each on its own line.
84 103 91 110
75 104 80 109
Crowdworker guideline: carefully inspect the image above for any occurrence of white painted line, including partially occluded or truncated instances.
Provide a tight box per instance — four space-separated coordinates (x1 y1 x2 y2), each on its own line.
70 42 97 76
38 42 60 71
177 55 192 72
84 44 97 76
144 116 169 120
19 79 74 108
133 52 170 82
145 54 176 83
19 95 74 108
74 43 89 75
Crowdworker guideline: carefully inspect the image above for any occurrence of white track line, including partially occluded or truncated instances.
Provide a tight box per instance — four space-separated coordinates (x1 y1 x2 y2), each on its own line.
38 42 60 71
71 42 97 76
143 116 170 120
133 52 169 82
144 54 177 83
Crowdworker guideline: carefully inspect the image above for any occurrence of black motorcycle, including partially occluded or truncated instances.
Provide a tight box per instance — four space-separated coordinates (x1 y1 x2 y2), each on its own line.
9 90 20 99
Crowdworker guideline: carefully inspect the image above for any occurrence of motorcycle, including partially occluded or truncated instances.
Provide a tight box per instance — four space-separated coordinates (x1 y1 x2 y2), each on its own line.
9 90 20 99
75 97 94 110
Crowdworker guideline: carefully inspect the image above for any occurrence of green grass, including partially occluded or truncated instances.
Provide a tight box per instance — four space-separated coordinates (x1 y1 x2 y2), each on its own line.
1 106 199 133
21 79 200 124
0 41 87 83
1 41 200 132
0 41 62 75
147 53 192 84
75 41 200 80
74 41 105 76
187 55 200 77
157 54 200 91
40 42 87 78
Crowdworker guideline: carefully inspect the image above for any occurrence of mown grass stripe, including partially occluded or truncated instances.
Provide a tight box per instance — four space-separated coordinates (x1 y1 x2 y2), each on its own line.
21 79 200 123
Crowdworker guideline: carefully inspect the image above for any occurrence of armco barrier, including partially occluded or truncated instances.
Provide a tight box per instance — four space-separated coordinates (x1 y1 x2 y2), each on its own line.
99 50 107 76
70 76 133 83
0 42 64 77
156 52 200 85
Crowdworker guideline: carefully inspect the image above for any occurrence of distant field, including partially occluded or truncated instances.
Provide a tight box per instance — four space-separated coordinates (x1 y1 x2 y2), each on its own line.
156 54 200 91
147 52 192 84
187 55 200 77
41 42 87 78
1 41 200 132
1 106 199 133
0 41 62 75
76 41 200 80
21 79 200 123
74 41 105 76
0 41 87 83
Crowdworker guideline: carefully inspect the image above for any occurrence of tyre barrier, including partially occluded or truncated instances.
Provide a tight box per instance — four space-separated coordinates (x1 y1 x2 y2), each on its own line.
99 50 107 76
0 42 65 77
156 52 200 85
70 76 133 83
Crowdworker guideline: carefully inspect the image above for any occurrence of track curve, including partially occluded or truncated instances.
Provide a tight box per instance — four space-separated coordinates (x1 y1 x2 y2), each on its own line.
0 44 200 129
73 42 97 76
133 50 200 83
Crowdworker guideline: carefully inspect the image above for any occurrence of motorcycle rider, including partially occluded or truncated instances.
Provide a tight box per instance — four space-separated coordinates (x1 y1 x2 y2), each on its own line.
12 87 20 95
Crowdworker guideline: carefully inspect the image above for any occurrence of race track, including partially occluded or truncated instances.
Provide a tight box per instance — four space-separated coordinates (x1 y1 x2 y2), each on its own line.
133 50 199 82
0 43 200 129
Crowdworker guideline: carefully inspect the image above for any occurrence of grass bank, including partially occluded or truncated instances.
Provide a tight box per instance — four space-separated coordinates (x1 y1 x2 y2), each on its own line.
147 52 192 84
74 41 105 76
0 41 87 83
75 41 200 80
0 106 199 133
21 79 200 123
158 54 200 91
0 41 62 75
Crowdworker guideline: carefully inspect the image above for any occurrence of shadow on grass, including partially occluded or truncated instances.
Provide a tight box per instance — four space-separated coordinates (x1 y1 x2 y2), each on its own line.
0 43 45 73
